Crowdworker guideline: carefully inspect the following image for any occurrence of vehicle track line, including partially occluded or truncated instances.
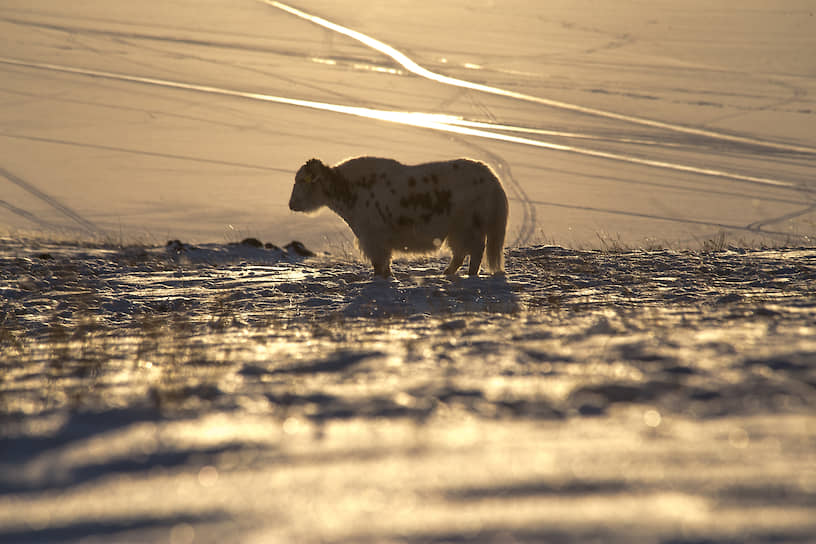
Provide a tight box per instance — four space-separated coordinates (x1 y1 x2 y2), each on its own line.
261 0 816 156
522 198 810 240
0 57 805 192
746 204 816 231
0 133 288 173
0 166 102 235
0 199 61 230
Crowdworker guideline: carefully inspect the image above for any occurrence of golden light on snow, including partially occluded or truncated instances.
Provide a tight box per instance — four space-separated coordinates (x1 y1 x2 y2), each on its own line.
197 465 219 487
310 57 337 66
643 409 662 427
1 0 815 541
728 428 751 450
283 416 307 435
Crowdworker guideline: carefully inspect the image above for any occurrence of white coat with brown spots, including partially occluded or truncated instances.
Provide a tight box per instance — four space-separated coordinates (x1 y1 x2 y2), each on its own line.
288 156 509 277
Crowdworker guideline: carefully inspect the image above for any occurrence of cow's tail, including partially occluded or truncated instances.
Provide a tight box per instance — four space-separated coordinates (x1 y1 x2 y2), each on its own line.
485 183 508 275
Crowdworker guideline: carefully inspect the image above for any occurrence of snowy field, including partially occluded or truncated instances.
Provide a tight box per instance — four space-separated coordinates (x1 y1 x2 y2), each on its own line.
1 241 815 543
2 1 816 543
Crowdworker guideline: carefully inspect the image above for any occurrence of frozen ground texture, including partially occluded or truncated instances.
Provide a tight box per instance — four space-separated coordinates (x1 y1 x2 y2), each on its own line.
1 241 815 543
0 0 815 247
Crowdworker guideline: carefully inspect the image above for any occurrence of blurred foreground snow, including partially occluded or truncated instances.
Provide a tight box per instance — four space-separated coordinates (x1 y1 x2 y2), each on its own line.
1 241 815 543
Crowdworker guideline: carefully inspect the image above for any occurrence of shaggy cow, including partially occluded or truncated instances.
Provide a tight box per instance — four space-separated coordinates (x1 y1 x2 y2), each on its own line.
289 157 509 277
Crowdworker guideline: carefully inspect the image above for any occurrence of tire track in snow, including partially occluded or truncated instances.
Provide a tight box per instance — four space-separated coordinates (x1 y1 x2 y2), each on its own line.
0 133 289 173
746 204 816 232
0 56 806 194
261 0 816 157
0 199 61 231
524 198 810 240
0 16 314 59
0 166 102 235
0 20 759 156
2 16 380 109
484 155 536 248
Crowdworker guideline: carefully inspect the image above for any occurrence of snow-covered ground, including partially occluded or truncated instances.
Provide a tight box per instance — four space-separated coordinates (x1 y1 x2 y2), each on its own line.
1 1 816 542
1 240 815 542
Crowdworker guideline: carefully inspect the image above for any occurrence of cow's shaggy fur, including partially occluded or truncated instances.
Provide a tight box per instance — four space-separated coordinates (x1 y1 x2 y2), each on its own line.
289 157 509 277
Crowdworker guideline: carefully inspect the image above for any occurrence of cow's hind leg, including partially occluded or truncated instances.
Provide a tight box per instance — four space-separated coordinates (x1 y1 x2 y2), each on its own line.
365 244 393 277
374 259 392 277
444 252 465 275
444 233 467 275
465 212 488 275
467 235 486 276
